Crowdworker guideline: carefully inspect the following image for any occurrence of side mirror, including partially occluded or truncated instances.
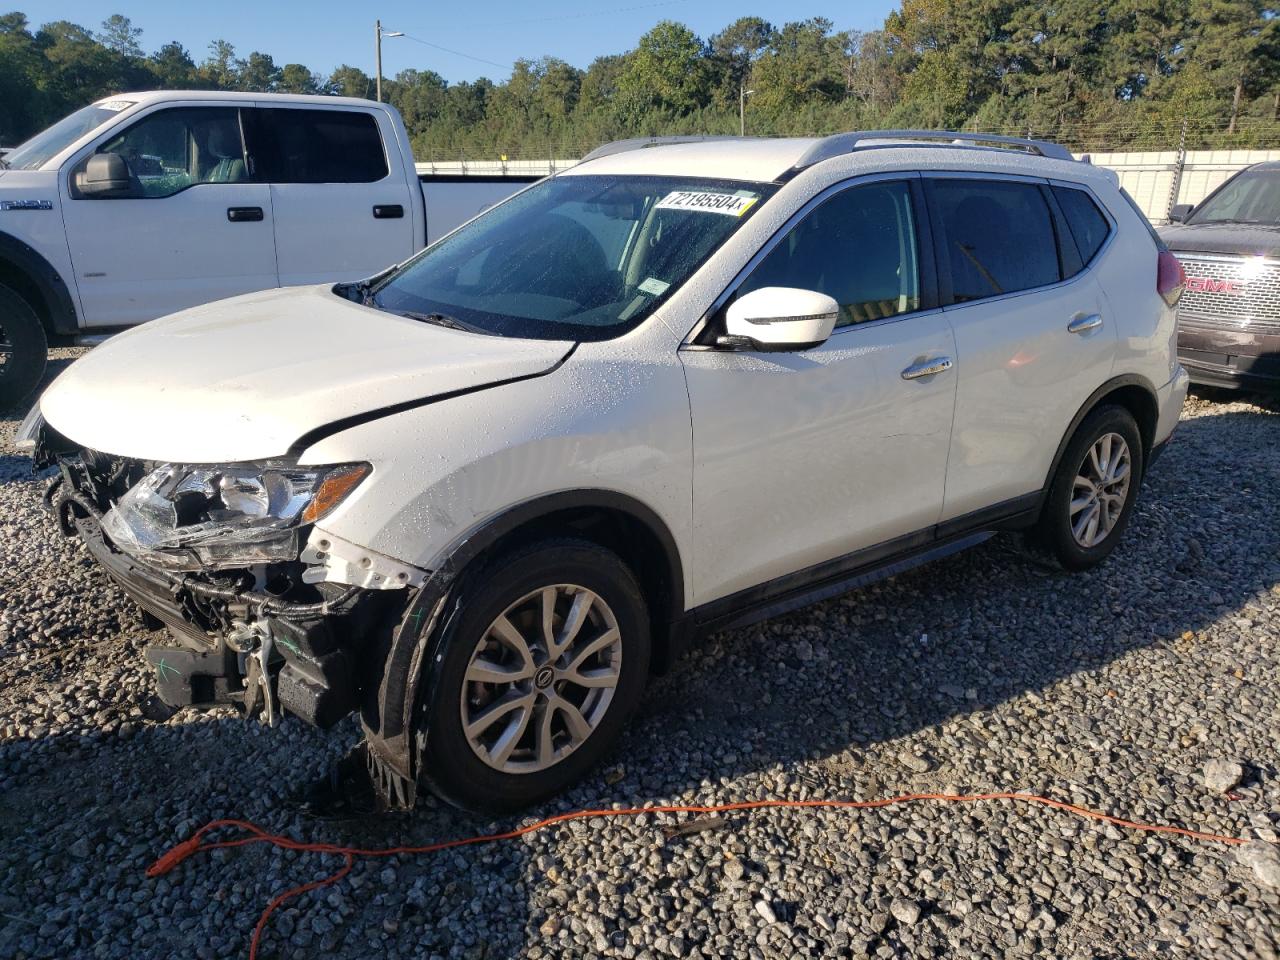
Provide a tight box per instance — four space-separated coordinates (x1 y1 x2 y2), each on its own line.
78 152 134 198
720 286 838 352
1168 203 1193 223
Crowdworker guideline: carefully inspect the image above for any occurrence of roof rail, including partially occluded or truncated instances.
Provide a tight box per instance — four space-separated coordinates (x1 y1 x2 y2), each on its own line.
793 130 1075 168
579 135 753 163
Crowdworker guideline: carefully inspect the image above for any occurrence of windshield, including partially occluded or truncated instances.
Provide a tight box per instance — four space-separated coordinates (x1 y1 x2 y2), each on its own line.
371 174 775 341
1188 168 1280 225
3 100 135 171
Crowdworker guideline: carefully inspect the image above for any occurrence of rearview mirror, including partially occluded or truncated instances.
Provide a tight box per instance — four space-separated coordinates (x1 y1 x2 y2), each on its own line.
1168 203 1193 223
720 286 838 352
78 152 134 198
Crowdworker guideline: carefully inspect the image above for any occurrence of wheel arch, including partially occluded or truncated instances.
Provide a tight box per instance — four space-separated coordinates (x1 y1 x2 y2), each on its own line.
360 489 689 805
433 490 686 654
0 231 78 337
1044 374 1159 492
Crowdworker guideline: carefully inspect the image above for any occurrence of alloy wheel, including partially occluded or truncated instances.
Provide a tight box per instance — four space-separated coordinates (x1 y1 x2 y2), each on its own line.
1070 432 1132 548
459 584 622 774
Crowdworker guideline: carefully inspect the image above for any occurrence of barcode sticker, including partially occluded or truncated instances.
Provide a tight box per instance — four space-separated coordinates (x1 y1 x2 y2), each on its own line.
655 191 758 216
638 277 670 296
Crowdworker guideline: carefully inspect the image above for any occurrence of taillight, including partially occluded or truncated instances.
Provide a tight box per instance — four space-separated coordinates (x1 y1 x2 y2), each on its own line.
1157 250 1185 307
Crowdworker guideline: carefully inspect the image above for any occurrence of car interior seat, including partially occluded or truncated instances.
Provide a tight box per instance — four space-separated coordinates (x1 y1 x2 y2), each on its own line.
203 125 247 183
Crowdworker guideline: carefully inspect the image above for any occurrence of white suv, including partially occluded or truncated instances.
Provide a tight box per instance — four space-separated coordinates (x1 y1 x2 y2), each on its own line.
21 131 1189 813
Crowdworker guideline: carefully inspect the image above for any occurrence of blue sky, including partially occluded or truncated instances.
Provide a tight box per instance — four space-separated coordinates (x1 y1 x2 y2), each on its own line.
28 1 901 84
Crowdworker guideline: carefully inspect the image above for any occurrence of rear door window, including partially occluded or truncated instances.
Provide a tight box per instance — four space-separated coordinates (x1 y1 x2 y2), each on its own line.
930 179 1061 303
1052 185 1111 267
251 108 388 184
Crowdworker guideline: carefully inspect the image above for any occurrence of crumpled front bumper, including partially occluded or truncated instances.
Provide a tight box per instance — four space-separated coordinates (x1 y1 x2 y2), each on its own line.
70 508 400 728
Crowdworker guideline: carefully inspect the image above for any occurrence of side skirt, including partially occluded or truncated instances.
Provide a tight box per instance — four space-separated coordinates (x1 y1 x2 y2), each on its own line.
679 490 1042 642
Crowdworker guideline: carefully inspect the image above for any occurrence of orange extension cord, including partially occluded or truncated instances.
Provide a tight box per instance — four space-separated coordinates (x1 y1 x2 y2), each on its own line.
146 791 1246 960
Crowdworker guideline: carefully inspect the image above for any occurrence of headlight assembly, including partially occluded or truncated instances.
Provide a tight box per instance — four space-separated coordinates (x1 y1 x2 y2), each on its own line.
101 462 369 571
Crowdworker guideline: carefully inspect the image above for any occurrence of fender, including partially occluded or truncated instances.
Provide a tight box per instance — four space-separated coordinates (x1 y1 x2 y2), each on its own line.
0 230 78 336
1042 373 1159 492
360 489 686 808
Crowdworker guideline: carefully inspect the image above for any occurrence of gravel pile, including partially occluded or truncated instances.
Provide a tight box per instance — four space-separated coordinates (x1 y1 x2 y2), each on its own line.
1 363 1278 959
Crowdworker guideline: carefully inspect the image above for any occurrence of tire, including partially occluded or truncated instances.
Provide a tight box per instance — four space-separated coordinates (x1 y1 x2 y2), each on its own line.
0 283 48 411
414 538 650 814
1031 404 1145 571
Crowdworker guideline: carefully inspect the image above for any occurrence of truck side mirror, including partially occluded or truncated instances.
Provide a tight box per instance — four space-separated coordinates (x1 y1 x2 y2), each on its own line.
718 286 839 352
78 153 135 198
1168 203 1193 223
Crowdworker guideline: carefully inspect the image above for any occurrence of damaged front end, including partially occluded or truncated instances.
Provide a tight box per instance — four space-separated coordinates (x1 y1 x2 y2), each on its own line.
39 431 422 731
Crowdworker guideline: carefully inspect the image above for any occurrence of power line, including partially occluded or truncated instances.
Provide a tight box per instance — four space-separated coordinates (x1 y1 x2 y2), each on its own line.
393 0 691 74
459 0 690 28
398 33 509 70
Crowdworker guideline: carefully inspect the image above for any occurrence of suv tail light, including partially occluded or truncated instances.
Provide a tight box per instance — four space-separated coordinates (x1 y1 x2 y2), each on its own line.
1157 250 1185 307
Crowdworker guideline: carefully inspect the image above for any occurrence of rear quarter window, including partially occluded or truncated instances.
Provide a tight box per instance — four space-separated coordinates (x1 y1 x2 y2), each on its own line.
1053 185 1112 266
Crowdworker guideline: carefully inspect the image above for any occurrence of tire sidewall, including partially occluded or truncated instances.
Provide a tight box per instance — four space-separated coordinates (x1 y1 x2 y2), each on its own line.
1042 405 1145 571
416 539 650 813
0 283 49 410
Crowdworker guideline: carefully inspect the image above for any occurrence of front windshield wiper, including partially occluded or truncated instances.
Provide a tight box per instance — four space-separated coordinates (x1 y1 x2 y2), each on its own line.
399 310 493 335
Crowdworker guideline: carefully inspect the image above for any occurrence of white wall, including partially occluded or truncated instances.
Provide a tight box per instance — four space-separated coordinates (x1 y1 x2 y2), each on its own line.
1083 149 1280 223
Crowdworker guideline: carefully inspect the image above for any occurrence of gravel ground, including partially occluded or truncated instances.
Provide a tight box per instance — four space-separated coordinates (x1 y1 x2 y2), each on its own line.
1 356 1278 960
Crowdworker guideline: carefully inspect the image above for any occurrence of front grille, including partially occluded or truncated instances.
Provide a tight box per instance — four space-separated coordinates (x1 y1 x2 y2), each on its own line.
1174 253 1280 331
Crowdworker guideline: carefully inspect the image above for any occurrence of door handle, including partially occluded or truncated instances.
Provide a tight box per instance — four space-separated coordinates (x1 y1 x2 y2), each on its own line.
1067 313 1103 334
901 357 953 381
373 204 404 219
226 206 264 222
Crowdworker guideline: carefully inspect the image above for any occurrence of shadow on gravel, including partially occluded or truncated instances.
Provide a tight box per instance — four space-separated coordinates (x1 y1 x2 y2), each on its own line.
3 404 1278 958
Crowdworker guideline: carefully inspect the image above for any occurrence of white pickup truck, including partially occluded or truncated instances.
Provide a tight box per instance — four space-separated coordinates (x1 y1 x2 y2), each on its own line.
0 91 533 405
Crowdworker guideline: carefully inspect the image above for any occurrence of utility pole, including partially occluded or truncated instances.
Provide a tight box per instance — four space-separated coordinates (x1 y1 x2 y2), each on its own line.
739 84 754 137
375 20 404 102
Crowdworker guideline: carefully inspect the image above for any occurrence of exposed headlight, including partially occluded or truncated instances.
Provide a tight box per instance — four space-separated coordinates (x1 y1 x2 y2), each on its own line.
101 462 368 571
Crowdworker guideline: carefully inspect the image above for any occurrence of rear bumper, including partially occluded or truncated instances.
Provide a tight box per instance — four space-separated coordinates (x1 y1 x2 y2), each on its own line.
1154 365 1190 449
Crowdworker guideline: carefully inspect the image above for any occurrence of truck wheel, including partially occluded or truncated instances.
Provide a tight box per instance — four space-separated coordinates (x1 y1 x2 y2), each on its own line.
1031 404 1144 571
0 284 48 410
413 538 650 814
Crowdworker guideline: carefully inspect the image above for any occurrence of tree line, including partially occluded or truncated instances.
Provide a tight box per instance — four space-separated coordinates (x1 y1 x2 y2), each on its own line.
2 3 1277 160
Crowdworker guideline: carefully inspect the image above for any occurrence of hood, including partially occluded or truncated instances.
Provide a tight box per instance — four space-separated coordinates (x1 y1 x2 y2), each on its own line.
1158 221 1280 260
0 168 57 188
39 285 574 463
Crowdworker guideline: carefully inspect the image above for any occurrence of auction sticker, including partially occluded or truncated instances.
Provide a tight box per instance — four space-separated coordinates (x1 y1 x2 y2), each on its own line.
655 191 758 216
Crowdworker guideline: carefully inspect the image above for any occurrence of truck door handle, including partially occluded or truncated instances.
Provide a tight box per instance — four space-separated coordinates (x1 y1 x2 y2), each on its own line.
226 206 264 222
1067 313 1103 334
901 357 953 380
373 204 404 219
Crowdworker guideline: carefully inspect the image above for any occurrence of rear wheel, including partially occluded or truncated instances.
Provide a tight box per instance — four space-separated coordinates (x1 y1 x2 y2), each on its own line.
0 283 48 410
413 539 650 813
1032 405 1144 571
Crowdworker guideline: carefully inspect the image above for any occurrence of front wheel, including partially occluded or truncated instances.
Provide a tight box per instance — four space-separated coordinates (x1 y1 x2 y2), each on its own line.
0 284 49 410
1032 404 1144 571
414 539 650 813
